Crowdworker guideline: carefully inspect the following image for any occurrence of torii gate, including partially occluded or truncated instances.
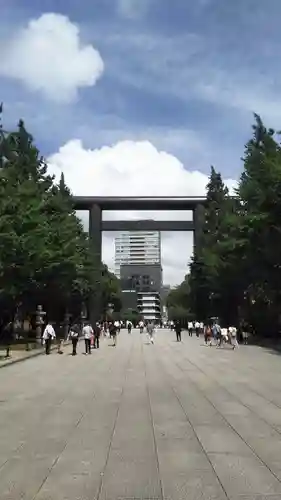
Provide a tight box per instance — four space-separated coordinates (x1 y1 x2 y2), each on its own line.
73 196 206 322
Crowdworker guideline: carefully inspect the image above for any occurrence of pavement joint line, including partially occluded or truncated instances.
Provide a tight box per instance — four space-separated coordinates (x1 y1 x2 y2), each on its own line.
96 339 134 500
142 340 164 500
152 343 232 500
31 409 85 500
1 331 281 500
163 341 281 484
32 340 121 497
189 344 281 411
171 341 281 437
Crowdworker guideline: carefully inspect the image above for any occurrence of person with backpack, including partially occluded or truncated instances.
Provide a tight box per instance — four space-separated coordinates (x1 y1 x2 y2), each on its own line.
42 321 56 355
213 321 222 347
68 324 80 356
212 321 221 346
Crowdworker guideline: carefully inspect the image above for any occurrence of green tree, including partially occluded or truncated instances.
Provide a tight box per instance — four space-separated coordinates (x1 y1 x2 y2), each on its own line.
100 265 122 316
236 115 281 333
189 166 231 321
166 276 192 322
0 111 118 324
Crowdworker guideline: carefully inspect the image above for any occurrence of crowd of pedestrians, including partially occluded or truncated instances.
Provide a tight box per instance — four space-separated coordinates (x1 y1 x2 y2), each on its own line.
42 320 113 355
1 314 251 359
41 318 159 355
166 318 252 350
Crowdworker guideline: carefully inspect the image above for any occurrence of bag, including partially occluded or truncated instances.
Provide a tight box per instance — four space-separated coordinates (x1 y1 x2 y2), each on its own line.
70 330 78 339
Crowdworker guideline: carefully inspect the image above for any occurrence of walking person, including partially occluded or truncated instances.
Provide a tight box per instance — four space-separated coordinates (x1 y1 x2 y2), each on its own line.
68 324 80 356
204 324 212 346
139 319 144 334
1 318 14 359
109 322 117 347
188 321 193 337
114 320 120 334
241 321 250 345
146 321 155 344
213 321 221 347
242 328 249 345
94 322 101 349
103 321 108 337
229 326 238 349
127 320 132 334
83 322 93 354
175 320 182 342
42 321 56 355
195 320 200 337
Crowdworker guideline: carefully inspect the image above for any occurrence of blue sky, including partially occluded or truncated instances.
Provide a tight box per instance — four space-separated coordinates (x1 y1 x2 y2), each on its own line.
1 0 280 283
2 0 280 176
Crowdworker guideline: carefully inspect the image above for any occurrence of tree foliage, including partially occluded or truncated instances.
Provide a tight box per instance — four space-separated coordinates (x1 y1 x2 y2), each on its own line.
173 115 281 335
166 276 192 321
0 109 121 323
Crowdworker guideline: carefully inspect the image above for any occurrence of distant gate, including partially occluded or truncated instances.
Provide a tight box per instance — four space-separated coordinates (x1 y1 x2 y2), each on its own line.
73 196 206 322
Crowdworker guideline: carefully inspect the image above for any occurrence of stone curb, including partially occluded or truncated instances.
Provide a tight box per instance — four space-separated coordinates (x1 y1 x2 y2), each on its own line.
0 342 71 369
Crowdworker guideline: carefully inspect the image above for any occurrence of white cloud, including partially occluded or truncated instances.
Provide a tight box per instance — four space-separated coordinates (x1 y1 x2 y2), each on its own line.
0 13 104 102
48 139 236 285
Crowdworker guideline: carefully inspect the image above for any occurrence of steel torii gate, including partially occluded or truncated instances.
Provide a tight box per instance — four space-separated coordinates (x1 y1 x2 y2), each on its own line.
73 196 206 322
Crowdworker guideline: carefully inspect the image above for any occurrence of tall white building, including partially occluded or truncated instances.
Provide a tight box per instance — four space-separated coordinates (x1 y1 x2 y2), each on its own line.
115 230 161 278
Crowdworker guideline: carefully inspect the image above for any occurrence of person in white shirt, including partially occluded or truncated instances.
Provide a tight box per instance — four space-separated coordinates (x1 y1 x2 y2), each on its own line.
219 327 227 346
199 322 204 335
114 320 120 334
42 322 56 355
146 322 155 344
195 321 200 337
139 320 144 334
83 322 94 354
188 321 193 337
229 326 238 349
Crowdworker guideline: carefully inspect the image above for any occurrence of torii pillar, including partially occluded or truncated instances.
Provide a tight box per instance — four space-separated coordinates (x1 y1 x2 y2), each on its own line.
89 203 103 325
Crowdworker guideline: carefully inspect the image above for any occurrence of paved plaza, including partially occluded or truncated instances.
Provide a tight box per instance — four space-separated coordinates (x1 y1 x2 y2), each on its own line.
1 330 281 500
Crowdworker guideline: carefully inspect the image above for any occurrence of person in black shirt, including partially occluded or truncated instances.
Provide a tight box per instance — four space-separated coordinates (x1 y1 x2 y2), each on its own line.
94 322 101 349
68 324 80 355
109 322 117 346
1 320 14 358
175 321 182 342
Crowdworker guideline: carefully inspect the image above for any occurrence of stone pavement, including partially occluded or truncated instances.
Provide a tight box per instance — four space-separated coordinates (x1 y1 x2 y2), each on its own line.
0 341 67 368
0 329 281 500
